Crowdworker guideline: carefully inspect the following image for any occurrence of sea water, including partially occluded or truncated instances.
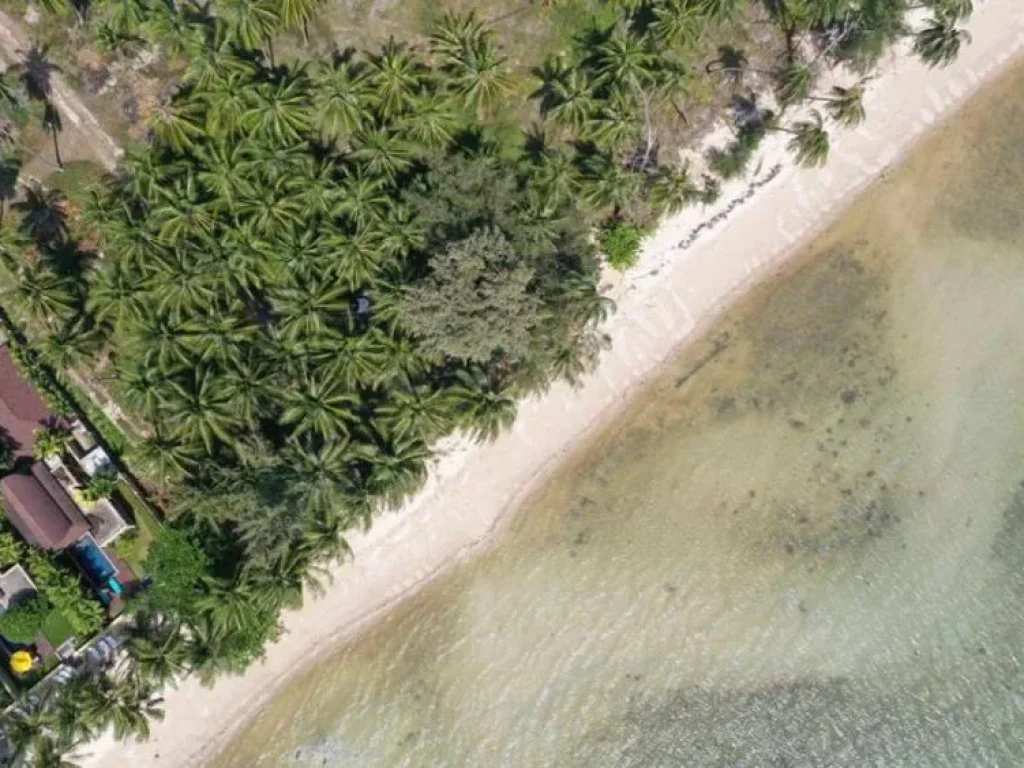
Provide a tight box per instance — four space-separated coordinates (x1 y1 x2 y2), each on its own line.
212 61 1024 767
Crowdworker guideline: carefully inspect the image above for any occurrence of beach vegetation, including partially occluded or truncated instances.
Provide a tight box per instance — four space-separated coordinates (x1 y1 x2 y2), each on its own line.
0 0 979 759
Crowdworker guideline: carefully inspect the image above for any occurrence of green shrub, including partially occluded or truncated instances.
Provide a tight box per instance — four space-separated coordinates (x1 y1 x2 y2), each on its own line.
32 426 68 460
0 439 13 476
0 594 51 644
81 472 119 503
600 223 645 272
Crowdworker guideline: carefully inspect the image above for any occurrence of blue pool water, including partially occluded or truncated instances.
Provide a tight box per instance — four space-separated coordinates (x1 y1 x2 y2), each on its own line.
70 536 116 586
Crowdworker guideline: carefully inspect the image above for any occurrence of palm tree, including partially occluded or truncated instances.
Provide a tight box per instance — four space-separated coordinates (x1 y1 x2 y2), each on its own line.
15 181 67 244
429 12 513 115
376 385 452 441
219 0 281 63
349 126 414 181
931 0 973 21
2 699 58 764
6 263 77 327
271 279 347 342
334 167 391 228
88 263 147 331
651 0 702 49
131 431 199 487
121 612 190 688
310 54 370 142
286 437 353 513
782 110 830 167
700 0 745 23
914 16 970 68
448 367 517 443
145 101 204 151
276 0 322 42
242 76 312 143
775 60 815 107
221 352 275 428
647 162 700 214
819 82 866 127
367 38 427 119
396 93 459 148
280 368 358 440
363 433 431 506
164 368 240 454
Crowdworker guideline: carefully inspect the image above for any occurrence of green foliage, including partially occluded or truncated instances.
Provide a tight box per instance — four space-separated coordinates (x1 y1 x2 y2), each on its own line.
398 227 543 363
0 594 51 644
24 549 104 637
0 435 13 476
32 425 68 460
600 223 644 272
80 471 119 503
140 528 211 615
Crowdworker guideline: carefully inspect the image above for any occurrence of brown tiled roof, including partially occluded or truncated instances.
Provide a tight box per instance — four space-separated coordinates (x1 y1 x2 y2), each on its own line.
0 345 54 458
0 463 89 550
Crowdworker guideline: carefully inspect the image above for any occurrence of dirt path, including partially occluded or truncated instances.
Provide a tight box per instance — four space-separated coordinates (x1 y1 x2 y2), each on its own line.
0 7 122 178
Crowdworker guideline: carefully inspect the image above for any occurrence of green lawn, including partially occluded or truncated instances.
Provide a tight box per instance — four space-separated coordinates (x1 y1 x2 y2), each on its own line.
40 608 75 648
115 479 162 577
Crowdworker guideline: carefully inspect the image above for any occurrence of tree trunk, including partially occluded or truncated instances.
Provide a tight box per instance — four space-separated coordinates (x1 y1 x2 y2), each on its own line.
266 38 276 69
50 127 63 171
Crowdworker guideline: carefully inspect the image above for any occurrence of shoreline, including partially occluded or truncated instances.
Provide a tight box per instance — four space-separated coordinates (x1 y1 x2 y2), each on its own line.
86 3 1024 765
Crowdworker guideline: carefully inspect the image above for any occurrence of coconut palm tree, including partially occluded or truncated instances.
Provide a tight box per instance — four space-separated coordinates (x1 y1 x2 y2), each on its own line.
77 670 165 742
132 432 199 487
145 101 204 151
2 698 58 764
310 54 370 142
163 368 241 453
651 0 702 49
930 0 972 21
647 162 700 214
15 181 67 244
280 368 358 440
363 433 431 506
376 385 452 441
367 38 427 119
121 613 190 689
271 278 347 342
6 263 77 327
700 0 745 22
775 60 815 107
819 82 866 127
219 0 281 62
914 15 970 68
429 12 513 115
782 109 830 167
448 367 517 443
242 76 312 143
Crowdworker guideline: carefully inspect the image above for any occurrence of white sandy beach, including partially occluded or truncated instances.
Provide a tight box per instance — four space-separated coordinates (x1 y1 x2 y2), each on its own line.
85 3 1024 765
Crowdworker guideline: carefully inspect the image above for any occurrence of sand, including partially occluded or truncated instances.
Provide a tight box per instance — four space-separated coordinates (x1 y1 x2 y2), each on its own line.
84 3 1024 764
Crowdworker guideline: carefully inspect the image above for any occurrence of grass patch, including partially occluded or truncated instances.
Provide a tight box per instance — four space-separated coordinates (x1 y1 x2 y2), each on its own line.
43 159 107 204
40 607 76 648
114 478 162 577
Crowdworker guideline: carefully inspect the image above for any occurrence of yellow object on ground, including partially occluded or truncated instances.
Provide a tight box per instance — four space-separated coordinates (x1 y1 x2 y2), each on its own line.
10 650 33 674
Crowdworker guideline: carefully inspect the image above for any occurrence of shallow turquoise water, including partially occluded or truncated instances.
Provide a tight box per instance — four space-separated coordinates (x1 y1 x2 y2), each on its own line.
213 62 1024 768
